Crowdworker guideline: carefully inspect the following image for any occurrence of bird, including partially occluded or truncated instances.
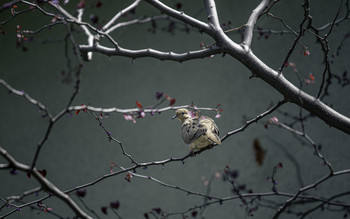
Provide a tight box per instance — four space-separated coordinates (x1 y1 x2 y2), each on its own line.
172 108 221 150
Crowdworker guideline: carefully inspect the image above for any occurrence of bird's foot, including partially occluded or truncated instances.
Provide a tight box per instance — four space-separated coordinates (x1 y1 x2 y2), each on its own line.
190 149 196 157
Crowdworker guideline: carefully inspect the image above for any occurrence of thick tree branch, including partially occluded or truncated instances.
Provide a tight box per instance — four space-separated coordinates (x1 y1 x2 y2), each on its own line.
79 44 223 62
203 0 222 31
12 0 350 135
76 8 94 61
77 0 350 135
0 146 93 219
68 105 218 114
231 49 350 134
243 0 270 48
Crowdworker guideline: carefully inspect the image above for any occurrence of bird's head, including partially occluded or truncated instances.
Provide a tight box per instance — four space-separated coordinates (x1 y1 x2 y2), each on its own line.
172 108 190 123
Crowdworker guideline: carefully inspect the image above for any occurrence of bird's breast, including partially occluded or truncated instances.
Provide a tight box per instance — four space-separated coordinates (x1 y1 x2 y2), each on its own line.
190 135 212 150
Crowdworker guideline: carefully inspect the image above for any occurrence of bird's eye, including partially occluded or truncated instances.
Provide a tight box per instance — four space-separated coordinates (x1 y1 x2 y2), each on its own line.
181 112 185 115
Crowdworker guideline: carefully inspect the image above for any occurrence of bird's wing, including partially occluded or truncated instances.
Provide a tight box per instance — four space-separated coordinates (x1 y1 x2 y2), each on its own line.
181 118 207 144
199 116 221 145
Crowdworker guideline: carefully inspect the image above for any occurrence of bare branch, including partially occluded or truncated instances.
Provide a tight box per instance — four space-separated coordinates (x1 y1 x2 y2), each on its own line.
79 44 223 62
105 14 169 34
0 146 93 219
203 0 222 30
266 12 298 36
0 195 51 218
68 104 218 114
0 7 33 26
1 1 350 218
117 165 222 201
316 0 345 98
20 0 119 49
22 21 64 35
30 21 82 170
270 119 334 173
222 100 286 141
5 187 42 203
230 50 350 135
243 0 270 48
11 0 350 136
30 121 53 170
278 0 309 73
77 8 94 61
144 0 211 35
0 79 53 119
273 169 350 218
89 111 137 164
300 191 350 218
103 0 142 31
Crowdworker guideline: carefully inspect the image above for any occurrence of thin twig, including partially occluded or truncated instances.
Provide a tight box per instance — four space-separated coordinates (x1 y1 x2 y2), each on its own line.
89 111 137 164
278 0 310 73
221 100 287 141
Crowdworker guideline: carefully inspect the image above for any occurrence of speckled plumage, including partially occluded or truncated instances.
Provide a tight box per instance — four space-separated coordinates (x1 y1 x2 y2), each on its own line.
172 108 221 150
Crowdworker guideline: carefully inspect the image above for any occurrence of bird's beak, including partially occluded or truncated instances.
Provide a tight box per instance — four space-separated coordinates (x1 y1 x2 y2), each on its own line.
172 115 177 120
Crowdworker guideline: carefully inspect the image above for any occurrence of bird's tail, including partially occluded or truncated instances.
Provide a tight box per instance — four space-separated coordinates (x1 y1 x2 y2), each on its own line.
207 134 222 145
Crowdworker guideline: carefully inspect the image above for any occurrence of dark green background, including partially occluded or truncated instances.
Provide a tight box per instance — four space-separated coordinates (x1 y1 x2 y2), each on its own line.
1 0 349 218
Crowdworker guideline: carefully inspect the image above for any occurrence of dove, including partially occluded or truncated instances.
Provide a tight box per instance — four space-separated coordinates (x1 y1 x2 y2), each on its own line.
172 108 221 150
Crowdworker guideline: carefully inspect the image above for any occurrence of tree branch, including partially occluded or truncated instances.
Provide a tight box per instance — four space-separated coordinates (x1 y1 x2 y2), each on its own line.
316 0 344 98
226 48 350 135
273 120 333 173
273 169 350 218
0 79 53 119
278 0 309 73
105 14 169 34
68 104 218 114
203 0 222 31
0 146 93 219
243 0 270 48
117 165 222 201
79 44 223 62
222 100 286 141
103 0 142 31
144 0 212 36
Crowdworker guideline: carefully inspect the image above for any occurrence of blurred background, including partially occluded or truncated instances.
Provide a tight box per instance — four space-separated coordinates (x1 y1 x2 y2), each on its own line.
0 0 349 218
